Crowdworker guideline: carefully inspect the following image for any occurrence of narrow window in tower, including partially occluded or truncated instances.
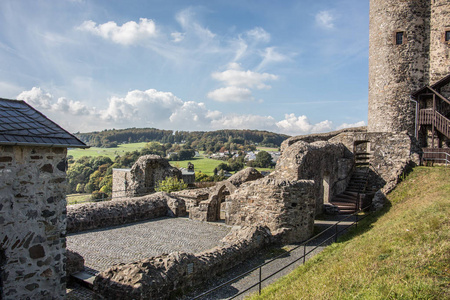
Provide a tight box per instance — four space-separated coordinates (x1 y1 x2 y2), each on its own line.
396 32 404 45
445 31 450 42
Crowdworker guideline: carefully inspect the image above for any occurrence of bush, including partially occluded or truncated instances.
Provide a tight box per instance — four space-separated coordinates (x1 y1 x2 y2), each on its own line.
156 176 188 192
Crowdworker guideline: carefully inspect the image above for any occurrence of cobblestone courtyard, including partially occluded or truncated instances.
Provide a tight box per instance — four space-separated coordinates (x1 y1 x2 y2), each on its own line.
66 217 232 274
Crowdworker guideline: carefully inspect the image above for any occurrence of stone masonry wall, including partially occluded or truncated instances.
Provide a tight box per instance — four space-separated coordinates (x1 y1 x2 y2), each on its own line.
93 225 272 300
226 178 316 244
330 131 420 209
0 145 67 299
111 169 131 200
67 192 187 233
274 141 354 215
126 155 182 197
368 0 430 134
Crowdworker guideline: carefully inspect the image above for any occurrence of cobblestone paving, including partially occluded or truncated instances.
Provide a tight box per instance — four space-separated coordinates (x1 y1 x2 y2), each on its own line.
67 216 356 299
66 217 232 274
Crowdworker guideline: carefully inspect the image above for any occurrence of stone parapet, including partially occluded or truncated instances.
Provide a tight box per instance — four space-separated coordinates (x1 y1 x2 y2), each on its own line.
67 192 186 233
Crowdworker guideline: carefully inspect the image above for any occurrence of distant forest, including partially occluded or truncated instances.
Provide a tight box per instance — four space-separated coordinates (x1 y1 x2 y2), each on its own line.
75 128 290 149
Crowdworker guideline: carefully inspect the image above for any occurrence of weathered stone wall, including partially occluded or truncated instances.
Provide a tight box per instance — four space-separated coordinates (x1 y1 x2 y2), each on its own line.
226 178 316 244
67 192 186 233
0 145 67 299
112 155 182 199
368 0 430 135
273 141 354 214
430 0 450 83
111 168 131 200
280 126 367 152
93 226 272 300
330 131 420 209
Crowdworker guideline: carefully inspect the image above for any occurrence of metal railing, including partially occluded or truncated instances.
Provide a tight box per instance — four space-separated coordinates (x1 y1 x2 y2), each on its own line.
192 206 373 300
423 149 450 166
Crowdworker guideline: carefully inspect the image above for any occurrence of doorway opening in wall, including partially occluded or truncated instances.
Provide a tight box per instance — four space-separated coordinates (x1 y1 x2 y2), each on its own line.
323 172 330 204
218 187 231 222
0 249 6 300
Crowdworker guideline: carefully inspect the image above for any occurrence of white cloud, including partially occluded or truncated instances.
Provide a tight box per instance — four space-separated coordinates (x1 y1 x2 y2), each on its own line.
275 114 333 136
207 86 253 102
315 11 335 30
257 47 289 71
211 114 276 130
336 121 366 130
17 87 90 115
211 66 278 90
175 8 216 41
16 87 339 136
171 32 185 42
245 27 270 43
78 18 157 45
17 87 54 110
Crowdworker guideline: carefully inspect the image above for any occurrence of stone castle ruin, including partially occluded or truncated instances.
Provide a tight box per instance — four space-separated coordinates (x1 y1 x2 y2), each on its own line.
1 1 450 299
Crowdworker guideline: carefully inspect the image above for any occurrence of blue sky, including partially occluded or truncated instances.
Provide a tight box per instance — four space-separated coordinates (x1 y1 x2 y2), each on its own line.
0 0 369 135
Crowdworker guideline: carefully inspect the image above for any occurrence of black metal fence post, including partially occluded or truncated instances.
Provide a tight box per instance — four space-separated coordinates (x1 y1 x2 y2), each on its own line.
334 223 338 243
258 266 262 294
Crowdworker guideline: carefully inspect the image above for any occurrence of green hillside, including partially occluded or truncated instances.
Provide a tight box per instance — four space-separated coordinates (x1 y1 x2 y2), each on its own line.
250 167 450 300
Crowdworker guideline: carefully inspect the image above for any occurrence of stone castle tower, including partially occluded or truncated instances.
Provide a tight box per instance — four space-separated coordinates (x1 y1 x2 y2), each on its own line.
368 0 450 134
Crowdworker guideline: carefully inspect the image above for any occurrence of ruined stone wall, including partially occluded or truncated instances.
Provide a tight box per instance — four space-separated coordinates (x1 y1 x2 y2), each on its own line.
111 168 131 200
119 155 182 198
93 226 271 300
368 0 430 135
67 192 186 233
329 131 420 209
0 146 67 299
280 126 367 153
226 178 316 244
274 141 354 215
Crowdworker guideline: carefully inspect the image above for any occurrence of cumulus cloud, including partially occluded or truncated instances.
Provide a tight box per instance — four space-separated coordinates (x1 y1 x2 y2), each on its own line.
336 121 366 130
78 18 157 45
208 63 278 103
17 87 90 115
207 86 253 102
276 114 333 136
16 87 339 136
315 11 335 30
211 67 278 90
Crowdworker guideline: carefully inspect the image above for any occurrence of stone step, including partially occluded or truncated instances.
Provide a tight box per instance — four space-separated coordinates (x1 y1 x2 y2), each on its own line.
71 271 95 290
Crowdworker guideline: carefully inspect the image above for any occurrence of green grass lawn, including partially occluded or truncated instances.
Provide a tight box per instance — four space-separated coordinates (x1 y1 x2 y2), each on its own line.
256 146 280 152
249 167 450 300
66 193 92 205
169 156 224 176
68 142 148 160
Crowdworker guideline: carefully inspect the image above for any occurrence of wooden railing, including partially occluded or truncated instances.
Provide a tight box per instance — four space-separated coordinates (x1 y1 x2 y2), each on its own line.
419 109 450 138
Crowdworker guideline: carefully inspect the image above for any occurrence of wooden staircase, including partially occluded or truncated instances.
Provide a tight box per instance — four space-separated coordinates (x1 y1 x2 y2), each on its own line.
329 152 372 214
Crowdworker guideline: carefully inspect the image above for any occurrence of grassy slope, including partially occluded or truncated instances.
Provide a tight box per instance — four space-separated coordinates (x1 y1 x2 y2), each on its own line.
249 167 450 300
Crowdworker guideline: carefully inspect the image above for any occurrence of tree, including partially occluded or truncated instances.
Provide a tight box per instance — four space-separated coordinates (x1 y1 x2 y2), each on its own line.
155 176 187 192
254 151 273 168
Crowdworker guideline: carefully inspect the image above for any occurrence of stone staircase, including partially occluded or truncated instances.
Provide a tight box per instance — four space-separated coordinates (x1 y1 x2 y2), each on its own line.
329 152 372 214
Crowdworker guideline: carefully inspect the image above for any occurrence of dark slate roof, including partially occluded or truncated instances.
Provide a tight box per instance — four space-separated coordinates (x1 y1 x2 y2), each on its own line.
412 73 450 99
0 98 88 148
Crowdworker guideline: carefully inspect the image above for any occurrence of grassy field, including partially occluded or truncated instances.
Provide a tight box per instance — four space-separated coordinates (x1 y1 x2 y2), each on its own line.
68 142 148 160
68 142 275 175
249 167 450 300
256 146 280 152
66 193 92 205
